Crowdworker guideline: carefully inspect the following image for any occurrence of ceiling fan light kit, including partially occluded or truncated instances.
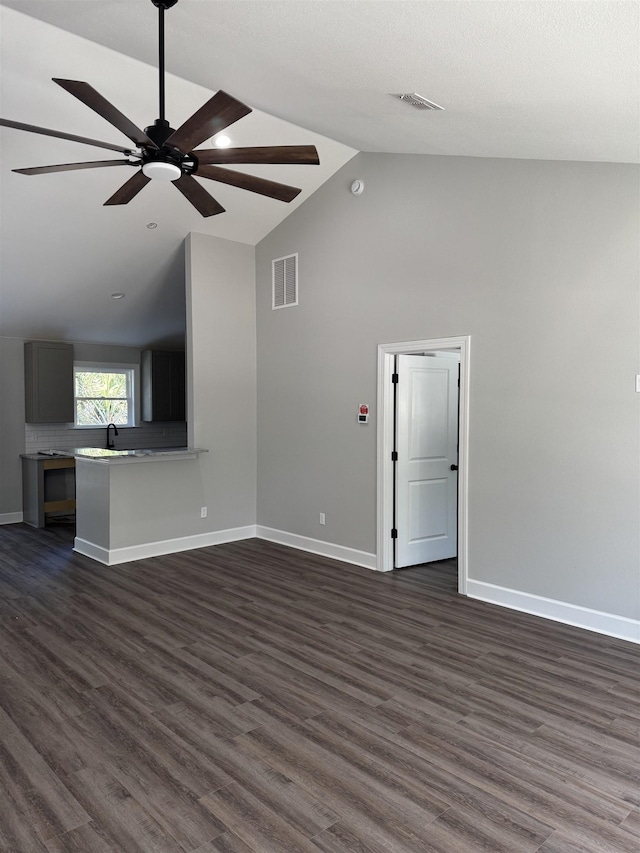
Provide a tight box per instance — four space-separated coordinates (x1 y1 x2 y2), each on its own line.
0 0 319 217
142 161 182 182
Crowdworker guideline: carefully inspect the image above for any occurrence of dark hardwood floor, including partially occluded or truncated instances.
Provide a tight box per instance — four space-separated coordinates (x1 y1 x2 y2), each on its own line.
0 521 638 852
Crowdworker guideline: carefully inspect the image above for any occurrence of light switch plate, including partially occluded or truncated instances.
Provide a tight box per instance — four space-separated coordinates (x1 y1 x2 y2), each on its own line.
636 375 640 393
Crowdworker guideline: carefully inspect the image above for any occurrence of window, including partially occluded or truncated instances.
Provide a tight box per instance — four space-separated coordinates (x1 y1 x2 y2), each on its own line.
74 364 136 427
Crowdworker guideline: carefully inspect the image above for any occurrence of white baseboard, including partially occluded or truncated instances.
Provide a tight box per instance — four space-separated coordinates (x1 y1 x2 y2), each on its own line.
0 512 23 525
256 525 378 571
74 524 376 572
74 525 257 566
467 579 640 645
74 538 110 564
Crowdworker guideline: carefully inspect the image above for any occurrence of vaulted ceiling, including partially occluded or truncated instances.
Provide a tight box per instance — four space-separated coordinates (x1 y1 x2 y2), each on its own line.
1 1 637 347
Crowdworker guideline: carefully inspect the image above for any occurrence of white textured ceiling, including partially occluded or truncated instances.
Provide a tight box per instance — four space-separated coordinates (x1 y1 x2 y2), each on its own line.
1 1 638 347
4 0 639 163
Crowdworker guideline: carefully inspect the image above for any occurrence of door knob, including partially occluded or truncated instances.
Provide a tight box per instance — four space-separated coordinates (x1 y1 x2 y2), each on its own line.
450 464 458 471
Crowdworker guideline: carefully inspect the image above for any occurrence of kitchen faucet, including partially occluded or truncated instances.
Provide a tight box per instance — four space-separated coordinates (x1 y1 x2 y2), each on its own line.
106 423 119 449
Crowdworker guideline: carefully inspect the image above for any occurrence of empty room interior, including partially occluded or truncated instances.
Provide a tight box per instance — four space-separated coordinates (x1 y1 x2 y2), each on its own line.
0 2 638 851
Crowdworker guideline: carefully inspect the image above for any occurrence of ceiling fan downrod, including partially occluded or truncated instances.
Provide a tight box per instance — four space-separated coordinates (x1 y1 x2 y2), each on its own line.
144 0 180 150
152 0 179 124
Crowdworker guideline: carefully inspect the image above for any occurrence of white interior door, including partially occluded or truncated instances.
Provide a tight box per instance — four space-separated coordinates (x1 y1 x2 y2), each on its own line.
395 353 459 568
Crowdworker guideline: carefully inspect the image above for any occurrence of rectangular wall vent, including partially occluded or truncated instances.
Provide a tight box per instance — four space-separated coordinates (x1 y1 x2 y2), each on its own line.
392 93 444 111
272 253 298 309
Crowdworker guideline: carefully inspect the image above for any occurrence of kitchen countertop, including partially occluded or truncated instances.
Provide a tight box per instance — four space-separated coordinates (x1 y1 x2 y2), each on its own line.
22 448 207 463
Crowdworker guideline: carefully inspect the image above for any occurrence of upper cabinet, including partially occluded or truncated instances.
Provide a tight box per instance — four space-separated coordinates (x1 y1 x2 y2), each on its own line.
141 349 185 422
24 341 74 424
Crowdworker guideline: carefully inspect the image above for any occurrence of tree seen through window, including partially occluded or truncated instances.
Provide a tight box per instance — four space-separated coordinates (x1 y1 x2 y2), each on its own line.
75 369 132 426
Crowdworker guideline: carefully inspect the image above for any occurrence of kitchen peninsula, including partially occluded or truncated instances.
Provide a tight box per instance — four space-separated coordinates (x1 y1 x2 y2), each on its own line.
71 447 208 565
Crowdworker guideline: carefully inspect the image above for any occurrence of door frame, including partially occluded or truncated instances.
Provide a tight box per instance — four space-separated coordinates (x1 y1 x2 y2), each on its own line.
376 336 470 594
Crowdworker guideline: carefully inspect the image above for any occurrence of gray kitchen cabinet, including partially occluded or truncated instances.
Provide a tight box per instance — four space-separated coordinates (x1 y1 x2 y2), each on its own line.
141 349 185 422
24 341 74 423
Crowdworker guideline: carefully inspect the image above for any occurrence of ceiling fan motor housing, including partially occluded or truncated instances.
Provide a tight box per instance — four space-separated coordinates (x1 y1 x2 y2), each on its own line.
142 118 197 177
144 118 174 147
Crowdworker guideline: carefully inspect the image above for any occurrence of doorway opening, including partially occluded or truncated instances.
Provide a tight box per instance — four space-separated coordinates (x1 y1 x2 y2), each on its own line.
376 336 470 595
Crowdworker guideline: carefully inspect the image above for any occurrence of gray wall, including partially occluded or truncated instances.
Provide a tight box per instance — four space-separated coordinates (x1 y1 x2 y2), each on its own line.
186 232 257 532
255 153 640 620
0 337 26 519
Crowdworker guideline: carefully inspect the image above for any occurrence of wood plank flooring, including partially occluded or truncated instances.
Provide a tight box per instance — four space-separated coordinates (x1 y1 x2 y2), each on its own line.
0 521 638 852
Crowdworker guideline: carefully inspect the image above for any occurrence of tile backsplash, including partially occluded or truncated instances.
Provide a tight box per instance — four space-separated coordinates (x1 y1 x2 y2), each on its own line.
25 422 188 454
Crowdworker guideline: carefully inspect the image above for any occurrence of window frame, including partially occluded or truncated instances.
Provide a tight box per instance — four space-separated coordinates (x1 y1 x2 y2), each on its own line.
73 362 139 429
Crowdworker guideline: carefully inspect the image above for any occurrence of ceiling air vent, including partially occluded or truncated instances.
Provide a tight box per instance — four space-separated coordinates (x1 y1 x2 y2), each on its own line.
272 253 298 309
392 93 444 111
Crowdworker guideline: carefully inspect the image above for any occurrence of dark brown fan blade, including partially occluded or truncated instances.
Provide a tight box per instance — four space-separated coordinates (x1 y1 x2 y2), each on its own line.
196 164 301 202
14 160 135 176
53 79 157 149
173 175 225 217
0 118 132 153
165 91 251 155
194 145 320 166
104 171 151 206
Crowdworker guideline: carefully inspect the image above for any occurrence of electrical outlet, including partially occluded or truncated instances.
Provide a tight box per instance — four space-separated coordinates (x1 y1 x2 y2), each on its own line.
319 512 326 525
200 506 207 518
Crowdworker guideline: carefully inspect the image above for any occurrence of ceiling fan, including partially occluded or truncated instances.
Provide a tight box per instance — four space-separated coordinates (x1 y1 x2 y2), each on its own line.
0 0 319 217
